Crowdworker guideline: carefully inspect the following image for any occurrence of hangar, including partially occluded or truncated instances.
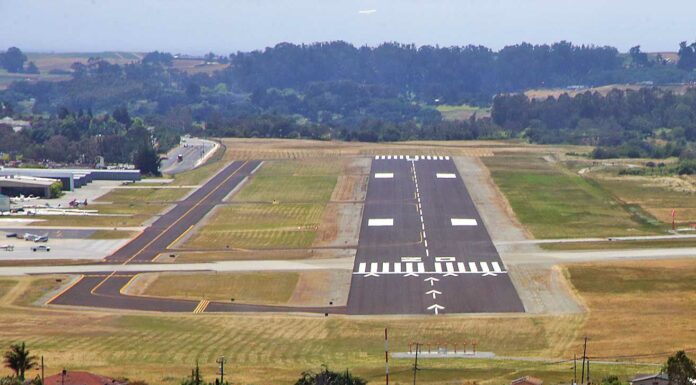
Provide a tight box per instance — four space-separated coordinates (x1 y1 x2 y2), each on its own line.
0 175 58 198
0 168 140 191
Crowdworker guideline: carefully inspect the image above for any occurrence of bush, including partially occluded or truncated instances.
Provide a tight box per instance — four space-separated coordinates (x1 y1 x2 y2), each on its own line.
49 181 63 199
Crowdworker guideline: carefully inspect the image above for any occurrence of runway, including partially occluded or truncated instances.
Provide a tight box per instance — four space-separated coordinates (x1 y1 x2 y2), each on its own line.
345 155 525 314
48 155 524 315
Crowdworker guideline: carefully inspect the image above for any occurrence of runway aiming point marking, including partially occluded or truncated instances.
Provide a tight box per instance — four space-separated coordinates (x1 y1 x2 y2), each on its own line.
368 218 394 226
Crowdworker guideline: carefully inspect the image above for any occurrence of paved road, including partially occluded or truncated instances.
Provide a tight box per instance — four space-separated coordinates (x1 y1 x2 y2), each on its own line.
346 155 525 315
161 138 217 175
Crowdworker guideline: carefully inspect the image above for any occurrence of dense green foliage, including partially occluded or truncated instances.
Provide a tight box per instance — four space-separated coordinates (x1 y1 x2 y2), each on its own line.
492 88 696 159
663 351 696 385
3 41 696 164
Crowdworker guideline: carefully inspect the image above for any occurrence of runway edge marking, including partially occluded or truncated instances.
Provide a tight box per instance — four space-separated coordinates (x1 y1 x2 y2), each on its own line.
45 274 84 305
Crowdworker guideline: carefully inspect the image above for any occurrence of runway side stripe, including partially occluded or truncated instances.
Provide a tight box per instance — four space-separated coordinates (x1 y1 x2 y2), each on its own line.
168 225 194 249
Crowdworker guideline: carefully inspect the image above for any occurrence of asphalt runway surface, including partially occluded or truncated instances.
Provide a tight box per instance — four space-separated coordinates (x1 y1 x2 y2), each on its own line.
345 155 525 315
160 139 215 175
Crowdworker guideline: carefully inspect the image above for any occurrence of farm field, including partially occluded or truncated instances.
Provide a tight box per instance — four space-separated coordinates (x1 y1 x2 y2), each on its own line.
0 256 689 384
436 104 491 120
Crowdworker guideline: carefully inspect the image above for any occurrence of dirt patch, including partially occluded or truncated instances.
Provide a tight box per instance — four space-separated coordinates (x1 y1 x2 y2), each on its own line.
287 270 352 307
507 265 584 314
314 157 369 248
122 273 159 296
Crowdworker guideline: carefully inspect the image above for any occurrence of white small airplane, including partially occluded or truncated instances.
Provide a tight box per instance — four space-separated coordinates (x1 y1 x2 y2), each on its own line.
23 233 48 242
0 245 14 251
10 194 39 203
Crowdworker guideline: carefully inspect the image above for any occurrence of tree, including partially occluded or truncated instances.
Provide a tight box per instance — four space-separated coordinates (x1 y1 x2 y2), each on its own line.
0 47 27 73
2 342 38 381
133 142 161 176
294 365 366 385
24 62 39 74
629 46 650 68
664 351 696 385
112 105 131 127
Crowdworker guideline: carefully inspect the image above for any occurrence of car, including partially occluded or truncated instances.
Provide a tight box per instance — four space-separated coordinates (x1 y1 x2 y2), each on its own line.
31 245 50 252
5 233 17 238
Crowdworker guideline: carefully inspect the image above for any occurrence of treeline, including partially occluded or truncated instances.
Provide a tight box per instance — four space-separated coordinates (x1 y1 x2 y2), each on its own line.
0 105 176 174
492 87 696 159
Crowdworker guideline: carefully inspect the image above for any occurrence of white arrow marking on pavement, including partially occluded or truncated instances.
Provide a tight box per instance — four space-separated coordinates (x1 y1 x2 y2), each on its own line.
424 277 439 286
426 290 442 299
404 272 419 277
427 304 445 315
444 272 458 277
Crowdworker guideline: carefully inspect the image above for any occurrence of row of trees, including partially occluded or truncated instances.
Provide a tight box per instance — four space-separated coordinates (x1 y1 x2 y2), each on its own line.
492 88 696 159
0 106 167 175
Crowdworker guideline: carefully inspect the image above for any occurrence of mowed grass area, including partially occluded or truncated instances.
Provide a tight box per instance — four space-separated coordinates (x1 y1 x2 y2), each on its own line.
233 159 339 202
483 155 660 238
566 259 696 356
140 272 299 304
0 263 681 385
436 104 491 120
184 203 324 249
184 159 340 249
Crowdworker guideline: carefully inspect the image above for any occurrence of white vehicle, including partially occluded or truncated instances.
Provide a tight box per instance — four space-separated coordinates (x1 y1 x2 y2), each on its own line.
31 245 50 252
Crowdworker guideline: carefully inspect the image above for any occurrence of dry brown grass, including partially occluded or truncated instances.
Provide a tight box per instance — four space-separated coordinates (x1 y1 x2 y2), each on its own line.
566 258 696 357
525 84 694 100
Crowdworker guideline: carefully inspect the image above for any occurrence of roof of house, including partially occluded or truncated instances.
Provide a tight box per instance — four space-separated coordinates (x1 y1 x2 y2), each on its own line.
512 376 544 385
43 371 125 385
631 373 669 382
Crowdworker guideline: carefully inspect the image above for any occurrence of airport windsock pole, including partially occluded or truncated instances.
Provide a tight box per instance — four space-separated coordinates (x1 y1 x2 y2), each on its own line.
385 328 389 385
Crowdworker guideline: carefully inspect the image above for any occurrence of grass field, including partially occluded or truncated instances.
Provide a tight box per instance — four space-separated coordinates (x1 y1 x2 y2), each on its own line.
139 272 299 303
540 238 696 251
591 175 696 225
2 257 690 384
184 203 325 249
183 159 340 249
435 104 491 121
483 155 661 238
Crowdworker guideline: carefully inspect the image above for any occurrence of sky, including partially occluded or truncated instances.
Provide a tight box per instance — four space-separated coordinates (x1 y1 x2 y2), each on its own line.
1 0 695 54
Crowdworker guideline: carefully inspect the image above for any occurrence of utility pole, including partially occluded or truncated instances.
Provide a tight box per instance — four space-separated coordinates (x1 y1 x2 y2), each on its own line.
384 328 389 385
41 356 44 385
580 336 587 384
587 357 590 385
216 356 226 385
573 353 577 385
412 342 420 385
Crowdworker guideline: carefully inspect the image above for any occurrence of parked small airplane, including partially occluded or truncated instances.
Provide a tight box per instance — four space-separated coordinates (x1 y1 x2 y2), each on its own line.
23 233 48 242
68 199 88 208
9 194 39 203
0 245 14 251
